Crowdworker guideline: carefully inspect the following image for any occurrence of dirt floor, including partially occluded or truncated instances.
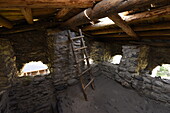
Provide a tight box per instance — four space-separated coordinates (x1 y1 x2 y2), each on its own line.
57 75 170 113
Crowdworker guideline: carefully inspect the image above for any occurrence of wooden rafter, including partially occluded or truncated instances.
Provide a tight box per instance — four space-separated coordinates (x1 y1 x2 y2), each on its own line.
82 5 170 31
91 22 170 35
21 7 33 24
93 37 170 47
0 16 13 29
56 8 73 19
96 30 170 38
0 0 98 8
94 36 170 41
0 21 62 35
109 13 138 39
123 5 170 22
60 0 167 29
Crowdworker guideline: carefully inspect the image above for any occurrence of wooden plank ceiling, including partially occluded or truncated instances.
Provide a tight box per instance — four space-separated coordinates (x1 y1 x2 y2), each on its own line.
0 0 170 46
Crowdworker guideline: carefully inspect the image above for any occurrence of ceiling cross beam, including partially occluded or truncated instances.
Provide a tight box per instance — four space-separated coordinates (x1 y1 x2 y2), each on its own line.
82 5 170 31
0 16 13 29
56 8 73 19
21 7 33 24
109 13 138 39
60 0 167 28
91 22 170 35
0 0 98 8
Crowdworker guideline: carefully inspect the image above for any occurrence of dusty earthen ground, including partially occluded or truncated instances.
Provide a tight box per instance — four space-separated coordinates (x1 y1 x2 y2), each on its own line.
57 75 170 113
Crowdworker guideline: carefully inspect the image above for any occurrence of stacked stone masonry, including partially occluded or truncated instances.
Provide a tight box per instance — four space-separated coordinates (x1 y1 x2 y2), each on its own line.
8 31 48 71
87 40 122 63
0 63 101 113
0 38 17 92
47 30 85 87
0 30 86 113
99 45 170 105
1 30 170 113
0 75 58 113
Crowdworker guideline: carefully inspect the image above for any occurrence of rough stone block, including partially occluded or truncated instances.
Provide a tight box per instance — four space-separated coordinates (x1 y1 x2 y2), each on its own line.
143 77 152 84
153 80 164 87
152 85 163 93
121 81 131 88
142 83 152 89
115 75 123 83
163 84 170 93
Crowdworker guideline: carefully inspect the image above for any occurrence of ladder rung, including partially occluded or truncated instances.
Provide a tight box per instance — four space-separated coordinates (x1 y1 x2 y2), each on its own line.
78 68 91 77
84 78 94 90
71 35 84 40
76 56 90 63
74 46 87 51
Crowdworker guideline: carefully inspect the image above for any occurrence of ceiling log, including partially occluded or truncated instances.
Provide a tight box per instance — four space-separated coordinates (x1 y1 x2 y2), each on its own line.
82 5 170 31
91 22 170 35
96 30 170 38
108 13 138 39
0 0 98 8
0 16 13 29
21 7 33 24
0 21 62 35
94 36 170 40
123 5 170 22
60 0 167 29
56 8 73 19
129 41 170 47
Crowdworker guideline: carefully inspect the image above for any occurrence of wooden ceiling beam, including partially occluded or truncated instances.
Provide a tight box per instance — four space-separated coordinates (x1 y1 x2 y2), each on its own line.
21 7 33 24
94 36 170 40
96 30 170 38
0 16 13 29
0 21 62 35
0 0 98 8
123 5 170 22
109 13 138 39
129 41 170 47
91 22 170 35
93 37 170 47
82 5 170 31
59 0 167 29
56 8 73 19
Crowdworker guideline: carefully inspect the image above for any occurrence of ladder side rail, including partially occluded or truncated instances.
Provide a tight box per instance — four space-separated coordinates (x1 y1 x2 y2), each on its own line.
79 29 95 90
67 30 88 100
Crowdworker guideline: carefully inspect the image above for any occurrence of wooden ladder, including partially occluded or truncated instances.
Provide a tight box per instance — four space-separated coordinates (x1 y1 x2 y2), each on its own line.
67 29 95 101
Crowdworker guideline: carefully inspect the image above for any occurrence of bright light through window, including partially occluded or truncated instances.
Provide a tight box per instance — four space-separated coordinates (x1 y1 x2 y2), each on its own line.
111 55 122 64
19 61 50 77
151 64 170 79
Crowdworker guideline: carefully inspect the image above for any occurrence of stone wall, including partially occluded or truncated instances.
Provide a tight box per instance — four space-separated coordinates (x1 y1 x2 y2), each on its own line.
86 40 122 63
98 45 170 105
0 38 17 92
0 30 87 113
47 30 84 87
0 62 102 113
147 47 170 71
8 30 48 71
1 29 170 112
0 75 58 113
